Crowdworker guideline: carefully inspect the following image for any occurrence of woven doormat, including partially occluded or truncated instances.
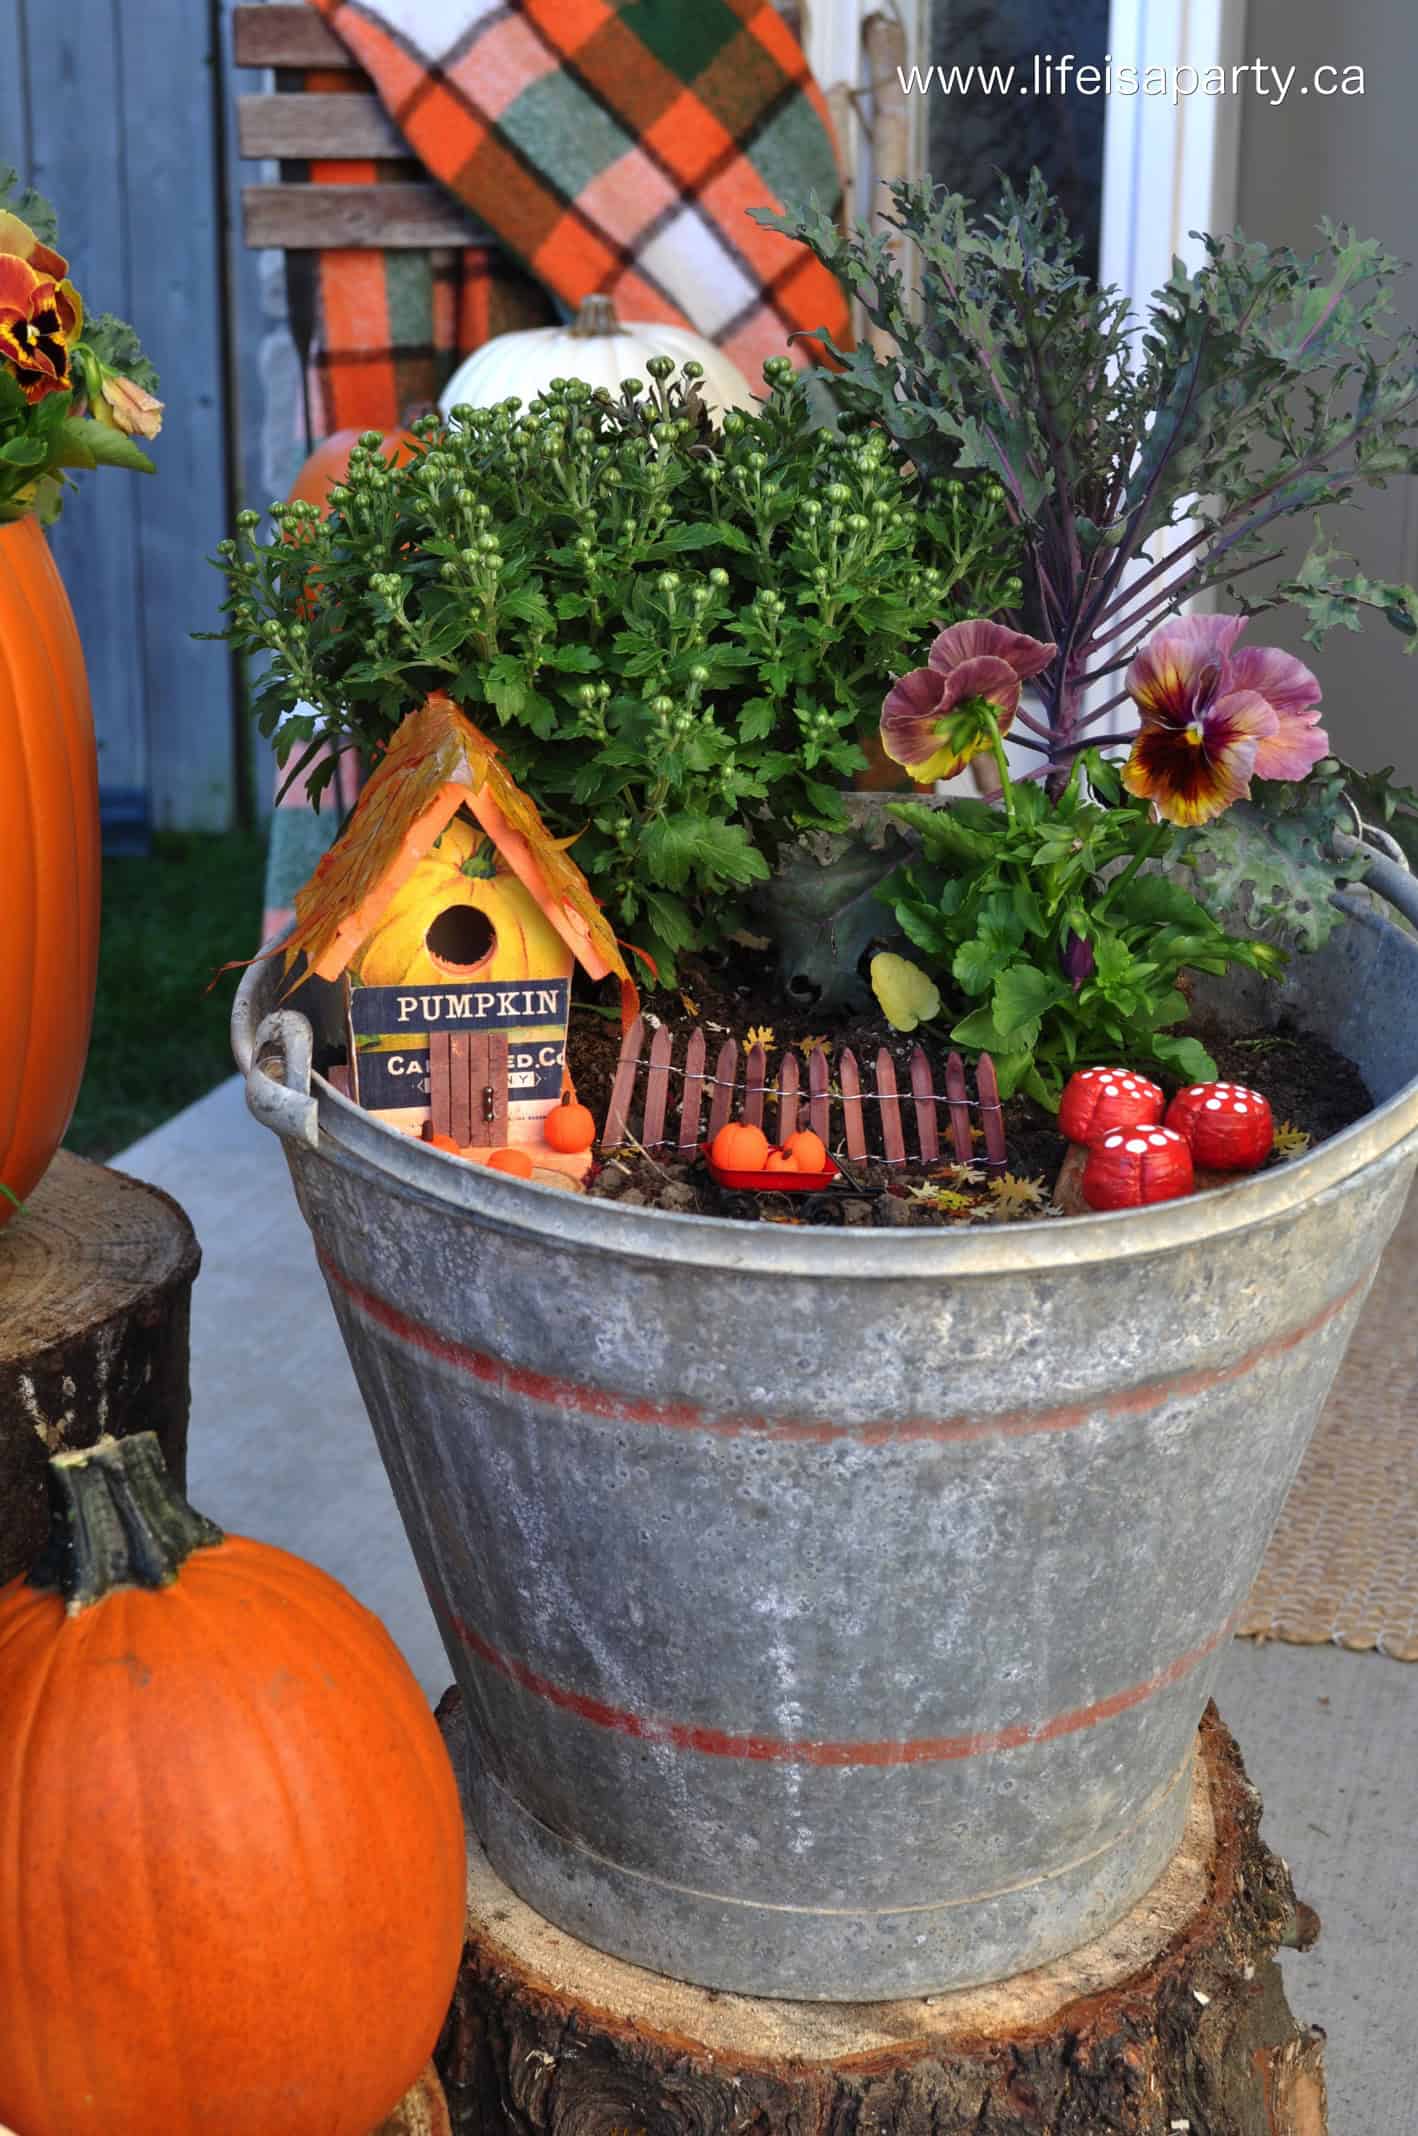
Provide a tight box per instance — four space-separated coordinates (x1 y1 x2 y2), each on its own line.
1241 1182 1418 1660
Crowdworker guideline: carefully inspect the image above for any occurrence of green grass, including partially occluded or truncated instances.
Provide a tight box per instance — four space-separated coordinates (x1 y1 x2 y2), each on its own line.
65 829 267 1160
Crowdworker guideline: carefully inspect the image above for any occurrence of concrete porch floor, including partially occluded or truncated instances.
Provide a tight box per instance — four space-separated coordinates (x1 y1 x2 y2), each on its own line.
117 1076 1418 2136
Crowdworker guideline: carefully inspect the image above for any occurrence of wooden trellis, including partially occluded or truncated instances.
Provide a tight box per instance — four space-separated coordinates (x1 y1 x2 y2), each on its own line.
601 1022 1007 1173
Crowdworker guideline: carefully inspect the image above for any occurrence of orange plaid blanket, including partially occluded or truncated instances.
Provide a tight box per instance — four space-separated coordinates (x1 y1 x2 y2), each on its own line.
303 0 850 429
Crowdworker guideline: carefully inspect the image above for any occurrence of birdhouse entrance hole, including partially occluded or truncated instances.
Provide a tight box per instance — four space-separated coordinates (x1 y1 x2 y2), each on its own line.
426 904 497 973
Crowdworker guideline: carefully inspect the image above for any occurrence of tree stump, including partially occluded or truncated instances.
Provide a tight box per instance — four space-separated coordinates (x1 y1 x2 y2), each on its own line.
0 1151 200 1585
375 2061 452 2135
434 1700 1327 2136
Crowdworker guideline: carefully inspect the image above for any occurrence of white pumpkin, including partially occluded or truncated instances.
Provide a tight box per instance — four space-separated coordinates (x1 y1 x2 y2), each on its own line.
438 295 757 420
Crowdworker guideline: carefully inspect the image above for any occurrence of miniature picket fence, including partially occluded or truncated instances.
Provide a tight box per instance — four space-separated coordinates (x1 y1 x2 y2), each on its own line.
601 1019 1007 1173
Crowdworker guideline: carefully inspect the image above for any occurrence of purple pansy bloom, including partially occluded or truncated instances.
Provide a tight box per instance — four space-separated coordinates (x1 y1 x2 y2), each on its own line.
880 619 1057 784
1121 615 1328 827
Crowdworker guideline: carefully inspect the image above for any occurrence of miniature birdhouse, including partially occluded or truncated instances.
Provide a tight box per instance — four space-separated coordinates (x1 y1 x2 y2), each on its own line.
276 694 636 1167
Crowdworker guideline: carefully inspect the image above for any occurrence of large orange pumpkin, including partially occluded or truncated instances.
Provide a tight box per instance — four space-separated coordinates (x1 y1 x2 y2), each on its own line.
0 1434 467 2136
0 515 99 1228
287 426 422 516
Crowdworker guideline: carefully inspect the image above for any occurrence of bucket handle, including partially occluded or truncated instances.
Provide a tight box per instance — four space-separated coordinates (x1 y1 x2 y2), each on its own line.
246 1009 320 1150
1337 832 1418 933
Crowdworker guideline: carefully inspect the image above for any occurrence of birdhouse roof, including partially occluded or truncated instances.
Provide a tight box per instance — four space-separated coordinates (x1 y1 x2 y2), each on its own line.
279 693 638 1021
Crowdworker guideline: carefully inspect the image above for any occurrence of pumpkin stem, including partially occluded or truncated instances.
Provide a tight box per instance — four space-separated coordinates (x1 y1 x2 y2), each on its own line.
568 294 618 339
28 1432 224 1614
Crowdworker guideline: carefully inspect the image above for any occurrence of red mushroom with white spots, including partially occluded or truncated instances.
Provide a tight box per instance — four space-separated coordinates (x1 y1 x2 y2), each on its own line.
1081 1125 1195 1211
1058 1065 1166 1147
1165 1082 1275 1172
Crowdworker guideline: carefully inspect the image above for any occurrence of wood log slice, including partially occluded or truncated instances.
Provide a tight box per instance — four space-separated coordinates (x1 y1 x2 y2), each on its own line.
375 2061 452 2136
434 1700 1327 2136
0 1151 200 1585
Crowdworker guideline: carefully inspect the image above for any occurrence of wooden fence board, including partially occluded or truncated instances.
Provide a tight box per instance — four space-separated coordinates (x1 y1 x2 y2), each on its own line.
218 0 286 826
776 1053 800 1142
807 1049 830 1144
448 1033 472 1149
118 0 236 829
485 1033 509 1142
429 1032 453 1141
977 1053 1007 1172
707 1041 738 1141
601 1016 644 1147
642 1025 673 1148
233 4 354 67
679 1028 706 1152
30 2 148 821
243 182 484 249
876 1049 905 1164
0 7 30 174
239 91 406 158
909 1045 939 1163
944 1051 973 1165
743 1045 767 1129
838 1050 867 1162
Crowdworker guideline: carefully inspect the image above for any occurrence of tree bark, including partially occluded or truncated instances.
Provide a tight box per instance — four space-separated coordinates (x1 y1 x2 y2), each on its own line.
0 1152 200 1585
434 1701 1327 2136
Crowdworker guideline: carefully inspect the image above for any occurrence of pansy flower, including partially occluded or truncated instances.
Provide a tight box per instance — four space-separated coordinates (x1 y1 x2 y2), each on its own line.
1121 615 1328 826
881 619 1057 784
0 210 82 406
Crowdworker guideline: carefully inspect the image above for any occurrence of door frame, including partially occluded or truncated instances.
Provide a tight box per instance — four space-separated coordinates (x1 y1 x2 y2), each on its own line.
1099 0 1250 320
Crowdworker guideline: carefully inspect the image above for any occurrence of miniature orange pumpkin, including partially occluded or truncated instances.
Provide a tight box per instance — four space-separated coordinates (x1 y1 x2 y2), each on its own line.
711 1122 770 1171
545 1095 597 1153
354 814 570 991
763 1146 800 1173
784 1129 829 1172
0 1435 466 2136
485 1147 535 1178
0 516 99 1228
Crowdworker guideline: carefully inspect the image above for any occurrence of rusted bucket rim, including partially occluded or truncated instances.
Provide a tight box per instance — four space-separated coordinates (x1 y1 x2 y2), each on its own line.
233 907 1418 1280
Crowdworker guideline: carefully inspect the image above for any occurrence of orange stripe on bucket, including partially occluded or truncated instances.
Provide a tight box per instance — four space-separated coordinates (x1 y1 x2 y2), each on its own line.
442 1611 1233 1765
319 1251 1372 1448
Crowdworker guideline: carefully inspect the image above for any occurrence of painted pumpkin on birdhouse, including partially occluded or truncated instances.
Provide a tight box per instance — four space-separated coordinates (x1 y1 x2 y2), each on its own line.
353 814 570 991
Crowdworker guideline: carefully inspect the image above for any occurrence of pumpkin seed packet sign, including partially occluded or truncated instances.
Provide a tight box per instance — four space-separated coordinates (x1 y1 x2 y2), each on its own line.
350 978 571 1125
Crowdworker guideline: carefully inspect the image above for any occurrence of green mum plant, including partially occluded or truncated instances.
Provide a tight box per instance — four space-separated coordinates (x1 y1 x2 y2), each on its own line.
0 171 162 522
212 358 1017 979
763 176 1418 930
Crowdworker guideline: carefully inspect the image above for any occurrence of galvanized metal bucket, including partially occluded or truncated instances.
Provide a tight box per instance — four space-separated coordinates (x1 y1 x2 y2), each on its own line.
233 878 1418 2000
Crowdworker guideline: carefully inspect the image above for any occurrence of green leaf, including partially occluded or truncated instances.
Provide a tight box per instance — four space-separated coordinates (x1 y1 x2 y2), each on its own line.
1010 879 1048 936
640 812 770 892
57 417 154 474
1175 776 1364 952
639 886 699 952
1281 529 1418 649
992 961 1066 1043
1113 872 1212 930
952 935 1010 996
737 697 778 743
949 1005 1008 1052
1150 1033 1218 1082
481 653 527 722
80 312 160 397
